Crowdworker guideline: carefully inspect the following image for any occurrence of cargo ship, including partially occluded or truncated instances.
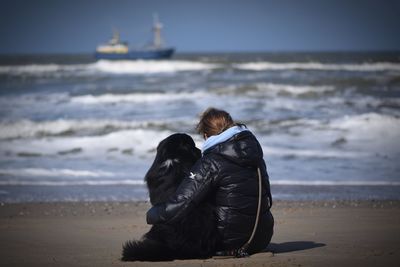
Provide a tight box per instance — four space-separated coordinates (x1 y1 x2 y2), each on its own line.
95 15 174 60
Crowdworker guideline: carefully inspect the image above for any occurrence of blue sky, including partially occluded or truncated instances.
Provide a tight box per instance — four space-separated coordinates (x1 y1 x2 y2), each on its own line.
1 0 400 54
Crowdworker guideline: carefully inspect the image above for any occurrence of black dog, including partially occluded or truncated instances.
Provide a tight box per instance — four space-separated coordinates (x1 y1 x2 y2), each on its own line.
121 133 217 261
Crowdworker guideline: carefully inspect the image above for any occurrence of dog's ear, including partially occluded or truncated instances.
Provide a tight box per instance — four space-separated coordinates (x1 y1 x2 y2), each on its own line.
177 141 201 164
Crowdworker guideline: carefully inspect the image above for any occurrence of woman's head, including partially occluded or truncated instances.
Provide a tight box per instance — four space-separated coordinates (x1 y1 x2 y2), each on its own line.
196 107 235 139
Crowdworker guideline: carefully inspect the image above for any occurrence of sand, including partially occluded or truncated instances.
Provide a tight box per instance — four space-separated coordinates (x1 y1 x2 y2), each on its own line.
0 200 399 267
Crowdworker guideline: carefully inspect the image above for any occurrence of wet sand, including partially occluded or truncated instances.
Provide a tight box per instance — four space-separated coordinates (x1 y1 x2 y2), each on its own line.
0 200 399 267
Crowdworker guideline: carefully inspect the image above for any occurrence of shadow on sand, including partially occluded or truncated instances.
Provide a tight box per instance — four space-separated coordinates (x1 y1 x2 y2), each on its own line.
266 241 326 254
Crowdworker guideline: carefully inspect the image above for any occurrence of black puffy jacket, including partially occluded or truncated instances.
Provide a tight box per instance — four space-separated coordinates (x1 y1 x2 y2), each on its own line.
147 130 274 253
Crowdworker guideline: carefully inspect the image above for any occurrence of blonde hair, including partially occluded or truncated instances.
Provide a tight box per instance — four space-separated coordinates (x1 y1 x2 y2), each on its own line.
196 107 235 137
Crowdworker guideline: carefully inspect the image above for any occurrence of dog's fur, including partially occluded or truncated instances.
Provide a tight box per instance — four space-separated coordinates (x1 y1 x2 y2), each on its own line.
121 133 217 261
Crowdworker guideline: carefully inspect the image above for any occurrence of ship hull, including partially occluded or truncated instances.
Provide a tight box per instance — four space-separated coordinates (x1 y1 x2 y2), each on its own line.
95 48 174 60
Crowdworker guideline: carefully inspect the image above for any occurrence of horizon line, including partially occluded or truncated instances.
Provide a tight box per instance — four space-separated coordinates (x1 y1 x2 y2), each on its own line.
1 50 400 57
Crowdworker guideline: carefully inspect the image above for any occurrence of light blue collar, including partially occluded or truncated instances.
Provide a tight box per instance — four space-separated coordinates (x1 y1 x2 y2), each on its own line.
202 125 249 152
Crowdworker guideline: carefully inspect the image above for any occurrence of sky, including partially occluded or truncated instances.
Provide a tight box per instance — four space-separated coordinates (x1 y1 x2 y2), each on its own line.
0 0 400 54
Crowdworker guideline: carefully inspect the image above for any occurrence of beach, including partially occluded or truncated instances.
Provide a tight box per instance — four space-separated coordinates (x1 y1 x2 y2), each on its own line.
0 200 399 267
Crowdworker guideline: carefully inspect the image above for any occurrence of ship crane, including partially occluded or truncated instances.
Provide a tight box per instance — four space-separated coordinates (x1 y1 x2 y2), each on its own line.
152 13 164 48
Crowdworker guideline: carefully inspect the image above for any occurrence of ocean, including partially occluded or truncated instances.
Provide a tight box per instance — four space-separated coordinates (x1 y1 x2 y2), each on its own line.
0 52 399 202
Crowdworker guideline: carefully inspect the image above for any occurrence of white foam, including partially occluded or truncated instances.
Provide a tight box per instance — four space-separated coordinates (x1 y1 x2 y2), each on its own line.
2 61 399 76
329 113 400 153
0 128 174 158
264 146 369 158
256 112 400 162
1 177 397 187
213 83 335 96
0 179 145 186
0 119 170 139
0 64 87 75
270 180 400 186
255 83 335 96
0 93 69 108
0 60 218 76
0 64 61 74
234 62 400 72
92 60 219 74
0 168 115 178
70 91 207 104
331 113 400 131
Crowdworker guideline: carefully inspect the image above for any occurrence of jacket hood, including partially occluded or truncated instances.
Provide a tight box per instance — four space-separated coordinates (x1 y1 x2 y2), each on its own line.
204 130 264 166
202 125 249 152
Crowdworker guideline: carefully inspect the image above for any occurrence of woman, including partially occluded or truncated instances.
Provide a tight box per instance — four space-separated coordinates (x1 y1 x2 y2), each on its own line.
147 107 274 256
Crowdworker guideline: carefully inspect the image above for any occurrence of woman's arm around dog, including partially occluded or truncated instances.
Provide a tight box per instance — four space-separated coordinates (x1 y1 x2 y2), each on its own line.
146 156 218 225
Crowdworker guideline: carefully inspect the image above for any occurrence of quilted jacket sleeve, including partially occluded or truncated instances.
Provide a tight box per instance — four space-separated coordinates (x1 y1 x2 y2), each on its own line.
146 156 218 225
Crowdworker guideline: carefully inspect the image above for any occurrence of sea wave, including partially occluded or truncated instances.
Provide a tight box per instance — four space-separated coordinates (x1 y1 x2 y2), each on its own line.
0 60 219 76
264 146 370 159
330 112 400 131
271 180 400 186
0 119 167 140
0 64 87 75
212 83 335 96
2 60 399 77
70 91 208 104
327 113 400 154
66 83 336 106
234 61 400 72
0 177 398 186
0 179 145 186
262 113 400 154
0 168 115 178
0 128 174 158
92 60 219 74
329 113 400 148
0 119 175 139
256 83 335 95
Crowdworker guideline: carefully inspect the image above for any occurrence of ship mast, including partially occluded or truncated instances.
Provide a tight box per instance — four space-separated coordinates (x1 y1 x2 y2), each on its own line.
111 28 120 45
152 13 163 48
